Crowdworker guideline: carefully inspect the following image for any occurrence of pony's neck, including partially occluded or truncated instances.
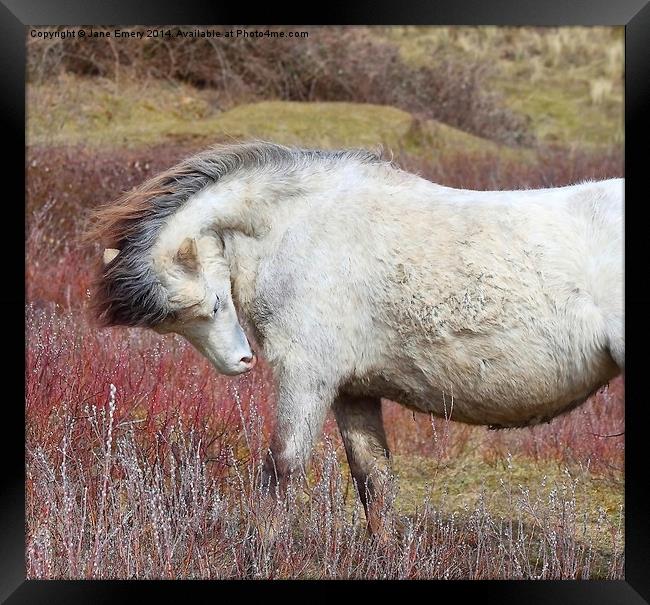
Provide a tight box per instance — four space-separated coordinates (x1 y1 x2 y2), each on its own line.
152 163 331 318
154 170 275 254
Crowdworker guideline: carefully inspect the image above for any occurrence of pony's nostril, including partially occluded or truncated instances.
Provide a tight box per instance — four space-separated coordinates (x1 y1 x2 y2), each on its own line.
240 353 256 367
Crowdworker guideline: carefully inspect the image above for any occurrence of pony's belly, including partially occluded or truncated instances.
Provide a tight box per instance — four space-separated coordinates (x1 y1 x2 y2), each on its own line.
416 352 618 427
404 383 598 428
346 348 619 428
390 308 621 426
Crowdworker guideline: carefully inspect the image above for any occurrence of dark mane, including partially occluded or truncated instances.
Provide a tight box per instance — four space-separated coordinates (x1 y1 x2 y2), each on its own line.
84 141 383 327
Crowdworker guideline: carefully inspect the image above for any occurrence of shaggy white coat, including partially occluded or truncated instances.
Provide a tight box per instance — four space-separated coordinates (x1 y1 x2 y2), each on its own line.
141 158 623 482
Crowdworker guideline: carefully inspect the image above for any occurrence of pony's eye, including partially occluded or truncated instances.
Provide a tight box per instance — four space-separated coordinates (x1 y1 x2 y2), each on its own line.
213 296 221 316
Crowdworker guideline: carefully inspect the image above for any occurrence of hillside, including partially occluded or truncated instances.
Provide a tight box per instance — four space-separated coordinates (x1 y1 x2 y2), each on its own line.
27 74 511 161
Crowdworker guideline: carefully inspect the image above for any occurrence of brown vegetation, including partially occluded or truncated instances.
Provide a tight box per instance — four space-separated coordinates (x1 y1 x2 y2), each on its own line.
28 27 533 146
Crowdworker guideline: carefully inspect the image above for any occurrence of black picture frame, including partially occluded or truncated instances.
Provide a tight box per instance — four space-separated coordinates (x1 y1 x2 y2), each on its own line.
8 1 650 601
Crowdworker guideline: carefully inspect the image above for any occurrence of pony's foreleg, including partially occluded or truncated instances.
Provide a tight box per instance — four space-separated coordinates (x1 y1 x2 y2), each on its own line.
332 395 393 537
261 367 334 494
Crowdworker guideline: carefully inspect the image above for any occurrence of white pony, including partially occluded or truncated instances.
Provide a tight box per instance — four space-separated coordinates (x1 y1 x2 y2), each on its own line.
89 142 624 532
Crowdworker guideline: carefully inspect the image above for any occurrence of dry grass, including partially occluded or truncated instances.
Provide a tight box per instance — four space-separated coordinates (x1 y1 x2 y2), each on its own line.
26 24 623 153
379 26 624 147
27 26 533 146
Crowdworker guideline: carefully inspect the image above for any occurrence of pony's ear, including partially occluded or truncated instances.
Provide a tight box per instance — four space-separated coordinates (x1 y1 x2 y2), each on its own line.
174 237 200 273
103 248 120 265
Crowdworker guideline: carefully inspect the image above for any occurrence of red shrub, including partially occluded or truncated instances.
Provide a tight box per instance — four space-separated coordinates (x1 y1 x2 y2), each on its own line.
25 142 624 579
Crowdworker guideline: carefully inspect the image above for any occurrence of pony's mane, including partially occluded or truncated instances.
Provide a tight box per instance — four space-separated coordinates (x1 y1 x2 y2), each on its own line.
85 141 383 328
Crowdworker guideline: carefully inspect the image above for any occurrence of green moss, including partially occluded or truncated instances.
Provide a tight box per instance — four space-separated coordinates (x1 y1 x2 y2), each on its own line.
27 75 514 159
391 453 623 558
27 74 216 147
333 449 622 542
495 77 623 148
393 454 621 513
208 101 413 149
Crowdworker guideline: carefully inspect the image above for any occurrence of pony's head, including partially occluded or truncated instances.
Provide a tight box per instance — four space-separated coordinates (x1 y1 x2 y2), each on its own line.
83 143 279 376
101 236 256 375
